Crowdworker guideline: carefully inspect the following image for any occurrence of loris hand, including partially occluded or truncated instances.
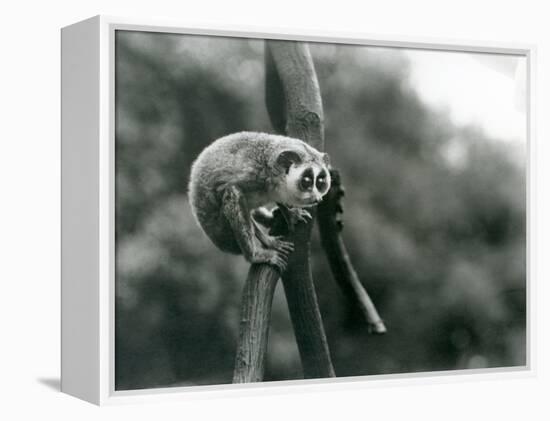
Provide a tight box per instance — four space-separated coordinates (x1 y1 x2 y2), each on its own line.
278 205 312 231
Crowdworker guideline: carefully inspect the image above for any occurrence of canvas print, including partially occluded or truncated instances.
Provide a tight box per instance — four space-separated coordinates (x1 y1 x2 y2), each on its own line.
114 29 527 391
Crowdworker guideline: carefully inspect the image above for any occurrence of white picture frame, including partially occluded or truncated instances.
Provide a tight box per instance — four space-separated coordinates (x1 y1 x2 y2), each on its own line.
61 15 534 405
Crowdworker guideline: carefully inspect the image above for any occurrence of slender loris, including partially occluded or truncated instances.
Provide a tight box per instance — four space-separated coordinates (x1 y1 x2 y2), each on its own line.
188 131 331 272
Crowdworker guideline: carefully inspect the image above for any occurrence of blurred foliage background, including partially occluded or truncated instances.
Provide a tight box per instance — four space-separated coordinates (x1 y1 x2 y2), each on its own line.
114 31 526 390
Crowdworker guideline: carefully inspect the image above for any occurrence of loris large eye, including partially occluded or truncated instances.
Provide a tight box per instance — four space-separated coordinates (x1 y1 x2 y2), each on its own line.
316 170 329 193
299 168 314 191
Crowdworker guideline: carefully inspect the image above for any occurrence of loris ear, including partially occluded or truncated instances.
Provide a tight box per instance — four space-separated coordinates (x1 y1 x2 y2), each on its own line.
321 153 330 167
276 150 302 173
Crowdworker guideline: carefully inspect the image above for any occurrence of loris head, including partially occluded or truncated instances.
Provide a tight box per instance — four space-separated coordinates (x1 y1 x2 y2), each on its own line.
274 147 331 208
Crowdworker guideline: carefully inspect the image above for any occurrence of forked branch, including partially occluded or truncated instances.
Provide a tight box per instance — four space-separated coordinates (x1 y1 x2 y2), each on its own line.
233 39 384 384
265 40 335 378
233 40 335 383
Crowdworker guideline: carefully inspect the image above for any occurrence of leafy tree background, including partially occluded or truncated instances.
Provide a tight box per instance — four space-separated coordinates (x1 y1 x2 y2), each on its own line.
114 31 526 390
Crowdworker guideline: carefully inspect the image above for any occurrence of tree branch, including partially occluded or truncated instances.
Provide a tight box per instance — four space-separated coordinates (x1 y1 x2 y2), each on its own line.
266 40 324 149
317 169 387 334
266 40 335 378
232 264 280 383
233 39 335 384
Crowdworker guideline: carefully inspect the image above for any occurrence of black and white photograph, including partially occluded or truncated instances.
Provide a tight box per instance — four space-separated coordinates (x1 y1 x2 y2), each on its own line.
114 29 527 391
5 0 550 419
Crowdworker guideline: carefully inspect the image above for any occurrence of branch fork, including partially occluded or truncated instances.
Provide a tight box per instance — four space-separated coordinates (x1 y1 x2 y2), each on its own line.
233 41 384 384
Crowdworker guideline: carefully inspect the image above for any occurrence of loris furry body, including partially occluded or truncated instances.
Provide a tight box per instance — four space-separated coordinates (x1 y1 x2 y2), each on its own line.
188 131 331 271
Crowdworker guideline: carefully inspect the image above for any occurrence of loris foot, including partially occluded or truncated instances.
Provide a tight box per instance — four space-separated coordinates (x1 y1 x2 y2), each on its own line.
264 235 294 254
253 222 294 254
249 249 289 273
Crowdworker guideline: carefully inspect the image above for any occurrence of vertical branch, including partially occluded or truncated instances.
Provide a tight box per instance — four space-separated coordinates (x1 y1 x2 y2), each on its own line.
233 39 336 384
233 265 280 383
266 40 335 378
266 41 324 149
